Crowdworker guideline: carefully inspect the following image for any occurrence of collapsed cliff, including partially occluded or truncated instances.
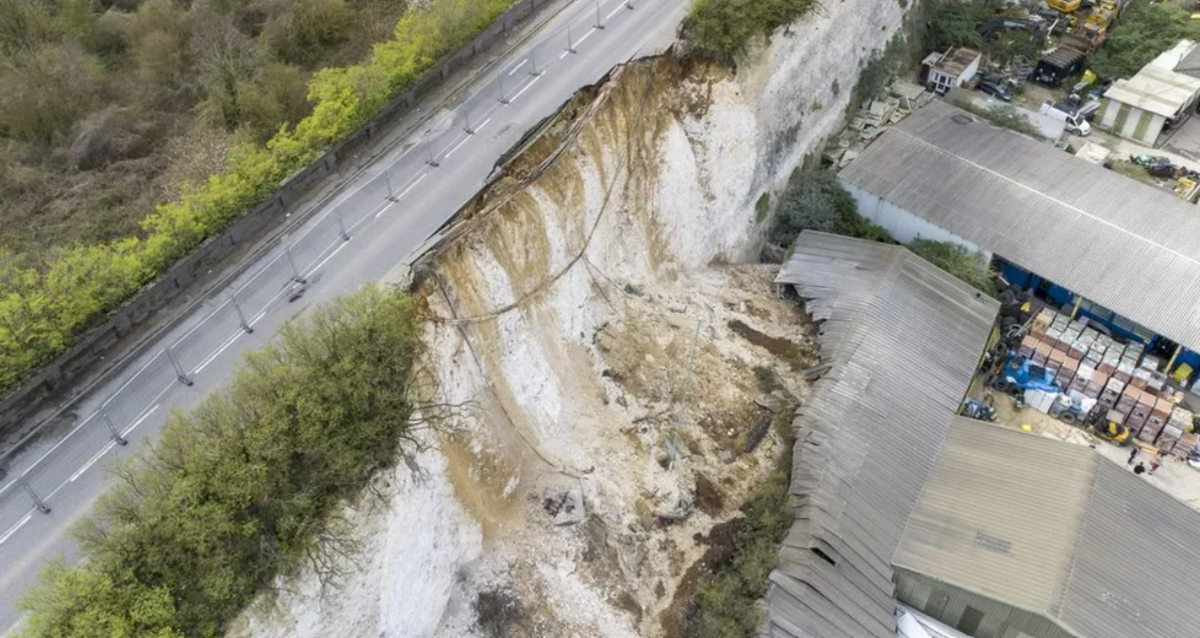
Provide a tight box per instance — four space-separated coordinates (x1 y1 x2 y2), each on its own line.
231 1 908 636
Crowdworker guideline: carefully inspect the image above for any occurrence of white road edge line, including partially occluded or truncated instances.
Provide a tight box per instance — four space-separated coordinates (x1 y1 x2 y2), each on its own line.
122 404 161 437
443 136 471 160
172 298 233 348
306 235 355 276
71 441 117 483
194 330 244 375
0 514 33 546
377 174 428 219
28 410 98 470
510 73 544 104
606 3 625 19
101 350 164 409
508 58 528 75
576 26 597 47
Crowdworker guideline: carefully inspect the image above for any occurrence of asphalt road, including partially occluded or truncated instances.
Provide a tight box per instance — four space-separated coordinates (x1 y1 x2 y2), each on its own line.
0 0 686 631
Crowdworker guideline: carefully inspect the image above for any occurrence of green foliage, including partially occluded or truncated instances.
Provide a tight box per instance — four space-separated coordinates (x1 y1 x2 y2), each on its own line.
755 192 770 222
683 0 816 60
689 469 791 638
850 31 911 113
923 0 990 53
1088 1 1200 81
771 170 891 246
950 98 1044 140
262 0 356 67
19 286 421 638
0 0 515 396
0 42 105 143
908 239 997 297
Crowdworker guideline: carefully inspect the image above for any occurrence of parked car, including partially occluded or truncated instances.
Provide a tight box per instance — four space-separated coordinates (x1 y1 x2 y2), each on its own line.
976 79 1013 102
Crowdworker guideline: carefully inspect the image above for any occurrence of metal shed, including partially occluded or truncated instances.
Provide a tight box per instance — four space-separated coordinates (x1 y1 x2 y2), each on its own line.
838 100 1200 358
767 232 999 638
895 417 1200 638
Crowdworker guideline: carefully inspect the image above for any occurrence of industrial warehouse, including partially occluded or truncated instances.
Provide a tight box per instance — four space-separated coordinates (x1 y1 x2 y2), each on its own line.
839 100 1200 397
766 233 1200 638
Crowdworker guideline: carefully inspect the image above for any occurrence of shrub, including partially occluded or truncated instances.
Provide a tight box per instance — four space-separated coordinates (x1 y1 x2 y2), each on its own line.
683 0 816 60
688 469 791 638
771 170 891 245
0 42 105 143
908 239 997 297
262 0 356 67
19 285 422 638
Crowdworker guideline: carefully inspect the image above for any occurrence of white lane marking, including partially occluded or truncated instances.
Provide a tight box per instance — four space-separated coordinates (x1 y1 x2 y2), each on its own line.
508 58 528 75
101 350 165 409
194 330 244 375
28 411 97 470
510 73 544 104
123 404 161 437
443 136 471 160
172 298 233 348
0 514 33 546
378 174 428 219
474 116 493 135
306 235 354 276
606 3 625 19
576 26 597 47
71 441 117 483
234 250 287 296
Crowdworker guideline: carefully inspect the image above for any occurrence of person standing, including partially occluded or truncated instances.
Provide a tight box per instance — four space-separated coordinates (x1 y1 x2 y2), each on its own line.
1150 454 1162 476
1128 447 1141 465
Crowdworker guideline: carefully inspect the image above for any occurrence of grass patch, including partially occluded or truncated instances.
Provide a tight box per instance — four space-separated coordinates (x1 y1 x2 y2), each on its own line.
1108 159 1157 186
683 0 817 60
949 97 1044 140
17 285 424 638
687 468 791 638
908 239 998 298
755 192 770 222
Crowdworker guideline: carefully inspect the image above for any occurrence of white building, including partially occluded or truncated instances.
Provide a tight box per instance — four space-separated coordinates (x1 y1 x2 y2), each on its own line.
1096 40 1200 146
922 47 982 94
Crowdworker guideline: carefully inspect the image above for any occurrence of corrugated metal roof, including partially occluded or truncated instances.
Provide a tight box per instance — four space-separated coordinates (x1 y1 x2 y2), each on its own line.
894 419 1095 616
897 418 1200 638
839 100 1200 352
1060 458 1200 638
767 232 999 638
1103 66 1200 118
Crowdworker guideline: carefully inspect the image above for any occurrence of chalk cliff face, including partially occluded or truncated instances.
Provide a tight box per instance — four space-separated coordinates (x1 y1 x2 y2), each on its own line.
233 1 909 637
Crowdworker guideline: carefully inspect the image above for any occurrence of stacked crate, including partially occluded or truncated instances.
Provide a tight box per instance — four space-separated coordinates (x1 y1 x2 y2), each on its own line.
1126 390 1154 437
1100 377 1125 411
1173 431 1199 458
1155 407 1192 450
1146 397 1173 440
1113 384 1139 425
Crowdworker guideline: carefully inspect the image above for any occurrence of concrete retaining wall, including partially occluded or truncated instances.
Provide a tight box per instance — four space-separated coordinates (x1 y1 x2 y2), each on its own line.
0 0 552 440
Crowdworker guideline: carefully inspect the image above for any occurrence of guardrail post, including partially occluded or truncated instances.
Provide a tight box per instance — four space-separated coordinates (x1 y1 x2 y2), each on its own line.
337 211 351 242
285 246 307 284
231 295 253 333
530 50 542 76
166 347 193 386
463 110 476 136
498 76 510 105
566 25 577 54
427 147 440 168
102 411 128 446
20 478 50 514
594 0 605 29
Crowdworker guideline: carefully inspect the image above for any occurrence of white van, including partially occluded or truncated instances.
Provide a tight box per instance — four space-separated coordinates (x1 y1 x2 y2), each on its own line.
1040 99 1091 136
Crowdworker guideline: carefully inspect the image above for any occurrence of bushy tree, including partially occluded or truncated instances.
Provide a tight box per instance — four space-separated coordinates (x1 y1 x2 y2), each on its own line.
20 286 424 638
1089 1 1200 80
924 0 991 53
0 42 105 143
771 170 890 246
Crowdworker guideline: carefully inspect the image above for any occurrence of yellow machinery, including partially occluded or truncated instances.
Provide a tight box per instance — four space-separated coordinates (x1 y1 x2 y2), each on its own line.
1048 0 1082 13
1094 418 1132 444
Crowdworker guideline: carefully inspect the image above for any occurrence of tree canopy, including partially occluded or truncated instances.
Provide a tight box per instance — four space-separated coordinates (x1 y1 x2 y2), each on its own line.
1088 1 1200 80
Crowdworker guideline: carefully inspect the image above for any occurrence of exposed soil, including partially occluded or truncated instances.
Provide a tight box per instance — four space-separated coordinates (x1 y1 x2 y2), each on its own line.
659 516 743 638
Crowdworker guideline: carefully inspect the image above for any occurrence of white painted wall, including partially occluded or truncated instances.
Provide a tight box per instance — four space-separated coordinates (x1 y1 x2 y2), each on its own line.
841 179 992 262
1097 100 1167 146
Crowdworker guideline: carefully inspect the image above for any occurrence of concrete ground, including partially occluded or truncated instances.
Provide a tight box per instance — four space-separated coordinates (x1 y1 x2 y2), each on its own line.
1161 114 1200 165
965 377 1200 513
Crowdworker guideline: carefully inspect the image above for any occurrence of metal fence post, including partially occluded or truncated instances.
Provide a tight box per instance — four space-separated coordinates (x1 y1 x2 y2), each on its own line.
102 411 128 446
594 0 605 29
337 211 350 241
498 76 510 105
285 246 306 284
530 49 542 76
231 295 253 333
463 110 476 135
166 347 193 386
20 478 50 514
566 25 577 54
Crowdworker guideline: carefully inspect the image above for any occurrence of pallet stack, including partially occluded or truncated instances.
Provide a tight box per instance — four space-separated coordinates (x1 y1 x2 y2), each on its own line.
1019 309 1196 451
